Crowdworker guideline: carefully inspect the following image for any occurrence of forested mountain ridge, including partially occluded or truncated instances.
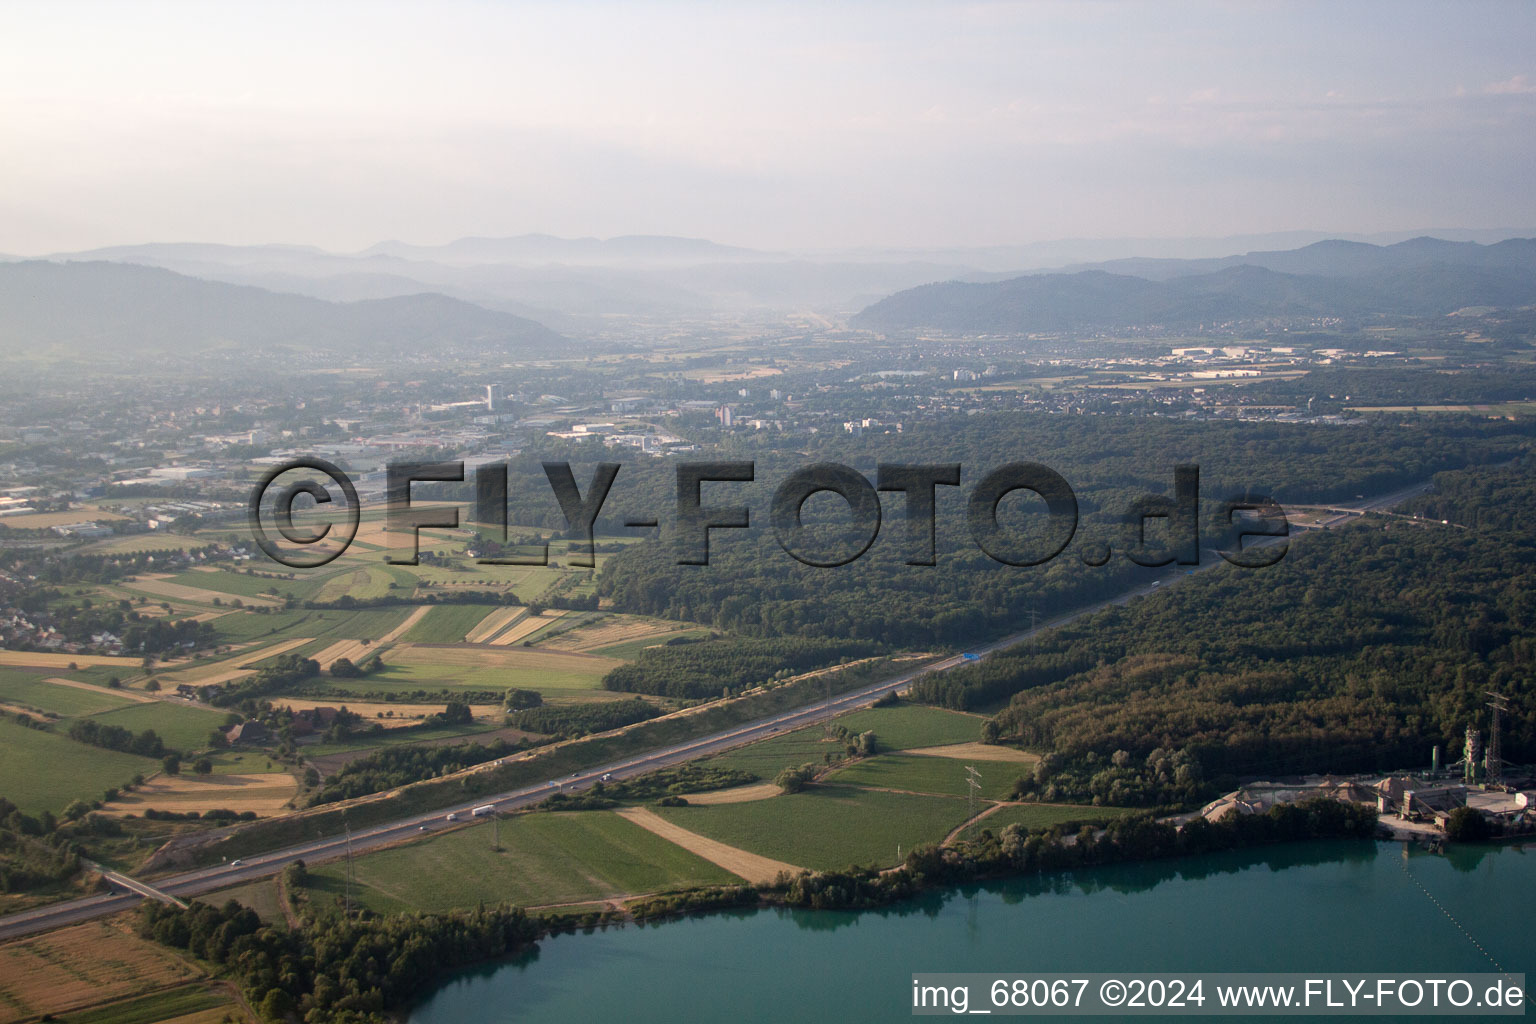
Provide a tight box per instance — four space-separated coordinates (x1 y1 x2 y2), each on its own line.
0 260 566 358
853 237 1536 333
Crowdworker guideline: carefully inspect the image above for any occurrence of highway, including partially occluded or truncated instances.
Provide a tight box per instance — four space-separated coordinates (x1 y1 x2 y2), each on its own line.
0 482 1422 942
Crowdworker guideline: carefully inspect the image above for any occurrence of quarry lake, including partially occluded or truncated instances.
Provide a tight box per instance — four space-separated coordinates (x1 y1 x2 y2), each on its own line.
407 840 1532 1023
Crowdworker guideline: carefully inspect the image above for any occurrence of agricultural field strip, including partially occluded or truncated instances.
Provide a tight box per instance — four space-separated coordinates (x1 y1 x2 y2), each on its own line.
44 676 157 704
463 606 523 644
542 616 693 653
486 610 562 646
158 637 317 687
121 576 280 608
0 919 203 1024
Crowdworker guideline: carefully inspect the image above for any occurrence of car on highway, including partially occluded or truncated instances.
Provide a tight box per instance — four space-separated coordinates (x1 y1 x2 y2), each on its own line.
230 860 243 867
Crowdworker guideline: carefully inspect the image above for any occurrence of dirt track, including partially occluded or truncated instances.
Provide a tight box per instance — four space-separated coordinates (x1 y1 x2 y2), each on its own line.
615 806 802 884
681 783 781 805
906 742 1039 764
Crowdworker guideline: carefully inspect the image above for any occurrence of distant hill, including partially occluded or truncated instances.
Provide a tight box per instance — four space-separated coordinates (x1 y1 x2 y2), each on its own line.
0 261 566 359
358 233 768 266
853 238 1536 333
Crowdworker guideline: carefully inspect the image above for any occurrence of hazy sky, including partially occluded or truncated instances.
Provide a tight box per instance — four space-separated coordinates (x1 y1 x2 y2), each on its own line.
2 1 1533 253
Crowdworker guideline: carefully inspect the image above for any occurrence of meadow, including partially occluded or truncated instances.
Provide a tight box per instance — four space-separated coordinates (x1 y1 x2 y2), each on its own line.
703 702 987 778
655 786 973 871
305 810 742 913
89 701 230 753
965 802 1136 837
824 752 1020 800
0 717 159 814
0 669 136 717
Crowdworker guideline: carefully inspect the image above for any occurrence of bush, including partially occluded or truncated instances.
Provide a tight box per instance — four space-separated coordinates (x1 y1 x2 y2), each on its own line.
775 764 818 794
1445 806 1492 842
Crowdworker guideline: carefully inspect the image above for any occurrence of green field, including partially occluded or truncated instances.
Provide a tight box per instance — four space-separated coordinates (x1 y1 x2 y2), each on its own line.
656 786 973 871
306 810 742 912
206 749 282 774
0 669 136 717
589 628 713 661
300 720 503 757
357 656 609 694
825 753 1020 800
205 878 286 923
832 703 983 749
966 802 1137 837
209 606 412 644
401 604 499 643
314 566 396 603
167 568 322 600
701 724 856 777
66 984 233 1024
703 702 985 779
207 608 316 641
88 702 230 753
0 718 160 813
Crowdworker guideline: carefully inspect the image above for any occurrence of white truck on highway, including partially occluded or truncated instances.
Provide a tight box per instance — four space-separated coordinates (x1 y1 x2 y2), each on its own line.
471 804 496 817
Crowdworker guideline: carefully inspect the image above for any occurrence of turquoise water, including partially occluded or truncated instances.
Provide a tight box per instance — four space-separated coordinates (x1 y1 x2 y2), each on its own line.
408 841 1533 1023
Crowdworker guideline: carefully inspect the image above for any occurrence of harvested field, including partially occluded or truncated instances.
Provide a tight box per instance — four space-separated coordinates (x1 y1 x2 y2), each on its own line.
44 676 157 704
541 615 691 653
0 919 201 1024
486 610 563 646
103 771 299 817
906 742 1040 764
276 697 502 725
615 806 802 884
682 783 781 806
465 606 524 644
0 650 141 670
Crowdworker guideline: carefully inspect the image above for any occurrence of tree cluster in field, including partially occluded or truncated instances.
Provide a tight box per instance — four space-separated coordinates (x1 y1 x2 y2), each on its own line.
208 654 321 707
602 635 879 699
138 897 539 1024
67 717 169 758
774 764 819 794
502 688 542 710
774 797 1379 911
306 738 528 807
0 797 80 893
536 764 757 811
506 697 660 738
918 519 1536 805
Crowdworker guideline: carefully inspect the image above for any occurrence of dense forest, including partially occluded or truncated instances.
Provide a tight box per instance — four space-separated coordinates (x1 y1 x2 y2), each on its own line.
584 413 1532 649
906 512 1534 805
